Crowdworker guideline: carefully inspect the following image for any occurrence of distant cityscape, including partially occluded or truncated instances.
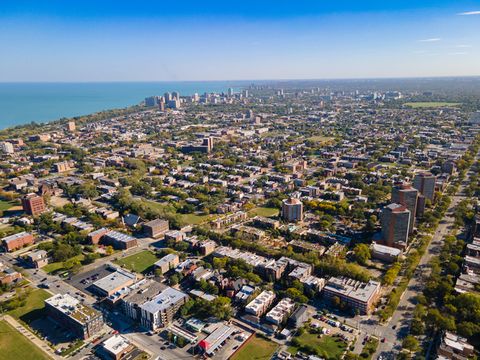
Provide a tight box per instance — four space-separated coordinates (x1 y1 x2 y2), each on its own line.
0 81 479 360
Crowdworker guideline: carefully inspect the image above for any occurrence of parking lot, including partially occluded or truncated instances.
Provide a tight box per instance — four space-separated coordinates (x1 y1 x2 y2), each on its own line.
67 265 113 295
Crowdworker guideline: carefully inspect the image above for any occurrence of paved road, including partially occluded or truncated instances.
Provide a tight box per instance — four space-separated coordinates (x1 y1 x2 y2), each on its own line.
374 162 477 359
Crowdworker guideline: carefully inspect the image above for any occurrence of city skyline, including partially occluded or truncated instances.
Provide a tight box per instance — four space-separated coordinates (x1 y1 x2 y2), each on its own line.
1 0 480 81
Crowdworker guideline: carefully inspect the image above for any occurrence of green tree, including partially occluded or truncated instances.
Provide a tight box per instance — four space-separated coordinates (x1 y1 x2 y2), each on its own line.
353 244 371 265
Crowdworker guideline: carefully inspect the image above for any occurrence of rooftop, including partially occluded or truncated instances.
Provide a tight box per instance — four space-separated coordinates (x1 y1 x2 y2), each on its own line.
140 286 188 314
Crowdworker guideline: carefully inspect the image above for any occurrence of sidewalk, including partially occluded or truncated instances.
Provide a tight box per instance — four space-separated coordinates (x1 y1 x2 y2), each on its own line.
2 314 61 360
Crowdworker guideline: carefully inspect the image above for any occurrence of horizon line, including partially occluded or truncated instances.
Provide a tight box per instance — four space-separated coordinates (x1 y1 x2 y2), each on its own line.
1 74 480 84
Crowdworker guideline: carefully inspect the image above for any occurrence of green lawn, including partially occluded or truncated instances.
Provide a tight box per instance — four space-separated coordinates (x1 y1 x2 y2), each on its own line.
0 321 51 360
231 335 278 360
0 199 19 212
288 333 347 359
114 250 159 273
404 101 461 108
249 207 279 217
7 289 52 324
42 254 85 274
179 213 212 225
307 135 335 143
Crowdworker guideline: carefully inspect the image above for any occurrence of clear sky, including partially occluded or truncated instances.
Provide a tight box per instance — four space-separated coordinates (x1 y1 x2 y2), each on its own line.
1 0 480 81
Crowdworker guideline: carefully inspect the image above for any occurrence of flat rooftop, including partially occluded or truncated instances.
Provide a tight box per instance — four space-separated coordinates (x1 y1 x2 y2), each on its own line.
46 293 100 324
92 267 137 294
140 286 188 314
324 277 380 303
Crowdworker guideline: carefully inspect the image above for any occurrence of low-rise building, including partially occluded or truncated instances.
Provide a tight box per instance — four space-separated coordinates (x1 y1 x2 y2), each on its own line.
99 335 135 360
245 290 276 317
323 277 381 315
26 249 49 268
103 231 137 250
45 293 104 339
142 219 169 238
1 232 34 252
371 243 402 263
139 286 189 331
154 253 179 274
437 331 474 360
265 298 296 325
91 267 137 297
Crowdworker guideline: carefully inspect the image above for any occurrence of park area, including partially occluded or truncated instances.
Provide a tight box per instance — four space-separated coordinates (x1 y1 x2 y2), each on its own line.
248 206 279 217
0 321 50 360
404 101 461 108
288 331 348 360
231 335 278 360
114 250 159 273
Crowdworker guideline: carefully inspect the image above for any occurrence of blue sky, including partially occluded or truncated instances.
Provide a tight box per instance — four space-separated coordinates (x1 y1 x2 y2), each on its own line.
1 1 480 81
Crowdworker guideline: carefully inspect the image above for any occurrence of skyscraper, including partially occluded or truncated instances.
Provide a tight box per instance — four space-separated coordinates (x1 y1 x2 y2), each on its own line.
227 88 234 97
391 182 418 234
381 203 410 249
413 172 436 202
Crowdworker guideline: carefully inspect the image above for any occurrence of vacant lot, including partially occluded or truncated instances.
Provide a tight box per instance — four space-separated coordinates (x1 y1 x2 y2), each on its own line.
7 289 52 324
288 332 347 359
114 250 159 273
231 335 278 360
404 102 461 108
249 207 279 217
0 320 51 360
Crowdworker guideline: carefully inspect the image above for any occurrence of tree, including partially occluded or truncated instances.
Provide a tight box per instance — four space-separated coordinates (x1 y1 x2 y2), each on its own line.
353 244 371 265
402 336 419 353
105 246 114 255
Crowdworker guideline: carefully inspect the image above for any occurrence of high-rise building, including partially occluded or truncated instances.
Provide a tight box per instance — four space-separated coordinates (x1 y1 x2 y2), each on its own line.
167 98 181 109
391 182 418 234
172 91 180 100
242 89 249 98
413 172 436 202
0 141 14 154
164 92 172 102
202 137 213 152
67 121 76 132
281 198 304 222
145 96 159 107
227 88 234 97
21 193 46 216
381 203 410 249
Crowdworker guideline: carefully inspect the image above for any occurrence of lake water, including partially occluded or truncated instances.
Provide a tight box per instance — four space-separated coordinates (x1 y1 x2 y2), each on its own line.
0 81 250 130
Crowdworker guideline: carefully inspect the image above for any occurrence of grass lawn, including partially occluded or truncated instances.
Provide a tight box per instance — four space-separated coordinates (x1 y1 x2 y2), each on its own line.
7 289 52 324
0 320 51 360
307 135 335 144
404 101 461 108
0 199 19 212
114 250 159 273
231 335 278 360
288 333 347 359
249 207 279 217
42 254 85 274
179 213 212 225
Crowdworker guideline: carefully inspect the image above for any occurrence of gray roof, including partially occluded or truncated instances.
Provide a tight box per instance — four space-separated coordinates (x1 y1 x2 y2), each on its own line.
140 286 188 314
